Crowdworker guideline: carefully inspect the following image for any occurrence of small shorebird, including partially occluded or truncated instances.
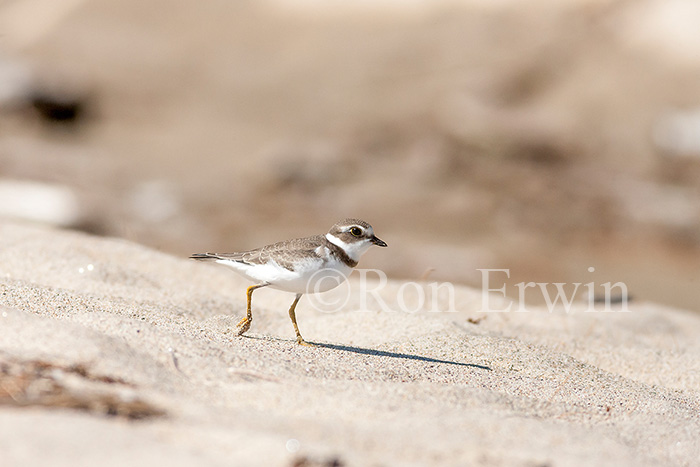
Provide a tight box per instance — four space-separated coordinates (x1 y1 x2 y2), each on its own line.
190 219 387 345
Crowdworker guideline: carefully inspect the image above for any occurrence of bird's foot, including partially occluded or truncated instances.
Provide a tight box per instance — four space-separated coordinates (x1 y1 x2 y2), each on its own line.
236 317 251 336
296 336 315 347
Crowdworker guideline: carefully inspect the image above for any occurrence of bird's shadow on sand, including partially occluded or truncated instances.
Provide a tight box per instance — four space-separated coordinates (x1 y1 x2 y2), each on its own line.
243 335 491 370
312 342 491 371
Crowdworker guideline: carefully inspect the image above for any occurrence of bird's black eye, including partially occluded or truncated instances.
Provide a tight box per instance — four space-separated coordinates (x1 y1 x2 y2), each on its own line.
350 227 362 237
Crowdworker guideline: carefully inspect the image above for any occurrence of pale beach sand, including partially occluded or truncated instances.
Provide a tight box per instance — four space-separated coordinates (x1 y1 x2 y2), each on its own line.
1 220 699 466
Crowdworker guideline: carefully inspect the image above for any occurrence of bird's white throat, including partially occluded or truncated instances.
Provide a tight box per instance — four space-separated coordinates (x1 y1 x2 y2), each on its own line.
325 233 371 261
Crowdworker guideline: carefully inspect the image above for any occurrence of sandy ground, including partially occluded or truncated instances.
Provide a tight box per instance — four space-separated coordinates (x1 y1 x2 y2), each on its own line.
1 220 699 466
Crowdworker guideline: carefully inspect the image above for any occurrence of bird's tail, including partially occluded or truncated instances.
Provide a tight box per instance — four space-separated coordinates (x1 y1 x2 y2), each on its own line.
190 253 221 261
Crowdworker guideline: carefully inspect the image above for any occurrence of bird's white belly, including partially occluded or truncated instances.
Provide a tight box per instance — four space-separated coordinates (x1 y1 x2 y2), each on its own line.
217 257 352 294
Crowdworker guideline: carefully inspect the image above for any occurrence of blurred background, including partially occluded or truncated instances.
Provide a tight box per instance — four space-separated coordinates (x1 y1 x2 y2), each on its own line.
1 0 699 310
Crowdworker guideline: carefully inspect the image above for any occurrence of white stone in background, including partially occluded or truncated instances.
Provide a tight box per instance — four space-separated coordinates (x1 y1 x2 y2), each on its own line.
0 55 32 109
653 108 700 158
0 179 81 226
614 178 700 229
617 0 700 65
128 180 181 223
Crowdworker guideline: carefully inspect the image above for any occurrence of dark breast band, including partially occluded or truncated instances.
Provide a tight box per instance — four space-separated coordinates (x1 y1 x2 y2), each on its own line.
322 237 358 268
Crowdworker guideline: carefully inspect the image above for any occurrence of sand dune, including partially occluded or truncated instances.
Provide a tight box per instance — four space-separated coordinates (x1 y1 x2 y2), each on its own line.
1 220 699 465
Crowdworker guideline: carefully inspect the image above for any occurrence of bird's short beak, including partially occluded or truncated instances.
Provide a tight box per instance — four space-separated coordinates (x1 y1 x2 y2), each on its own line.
371 236 388 247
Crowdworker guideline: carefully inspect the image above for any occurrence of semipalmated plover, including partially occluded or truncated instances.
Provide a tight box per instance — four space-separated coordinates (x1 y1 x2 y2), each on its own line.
191 218 387 345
